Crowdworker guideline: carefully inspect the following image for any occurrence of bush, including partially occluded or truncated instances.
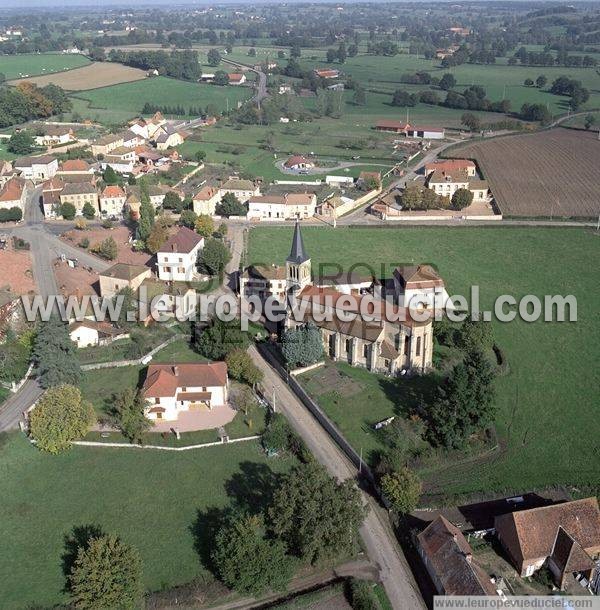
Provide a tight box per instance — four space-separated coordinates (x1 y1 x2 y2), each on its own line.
0 206 23 223
60 202 77 220
347 578 382 610
78 237 90 249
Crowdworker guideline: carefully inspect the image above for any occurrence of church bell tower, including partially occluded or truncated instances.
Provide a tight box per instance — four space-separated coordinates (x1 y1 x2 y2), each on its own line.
286 220 311 298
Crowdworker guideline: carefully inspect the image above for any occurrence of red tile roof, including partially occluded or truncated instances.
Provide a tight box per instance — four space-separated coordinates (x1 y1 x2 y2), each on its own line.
101 185 126 198
143 362 228 398
159 226 204 254
425 159 476 174
228 73 245 82
193 186 218 201
0 177 25 202
61 159 90 172
284 155 313 168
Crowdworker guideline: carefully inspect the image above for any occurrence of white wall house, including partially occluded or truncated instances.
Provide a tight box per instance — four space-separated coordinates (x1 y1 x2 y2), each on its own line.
68 320 129 348
0 177 27 213
248 193 317 220
14 155 58 181
218 178 260 203
156 227 204 282
99 185 127 217
192 186 221 216
142 362 229 421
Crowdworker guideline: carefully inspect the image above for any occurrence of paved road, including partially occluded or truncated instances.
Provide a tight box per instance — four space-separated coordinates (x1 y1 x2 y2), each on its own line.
248 345 425 610
222 58 268 104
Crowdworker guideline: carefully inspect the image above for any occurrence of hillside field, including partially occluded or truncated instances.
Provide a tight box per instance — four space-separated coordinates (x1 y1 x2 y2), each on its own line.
248 226 600 498
0 52 90 79
69 76 253 123
0 434 294 608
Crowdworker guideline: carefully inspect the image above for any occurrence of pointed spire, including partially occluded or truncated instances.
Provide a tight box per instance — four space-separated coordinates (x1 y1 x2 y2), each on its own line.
287 219 309 264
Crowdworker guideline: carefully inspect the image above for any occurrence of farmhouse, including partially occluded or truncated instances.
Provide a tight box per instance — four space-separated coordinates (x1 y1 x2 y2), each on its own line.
156 227 204 282
99 262 152 298
494 497 600 588
102 146 137 174
121 129 145 148
0 177 27 213
424 159 476 177
426 169 489 202
32 125 75 147
99 185 127 217
248 192 317 220
313 68 340 79
227 73 246 85
218 177 260 203
91 133 124 157
59 182 99 215
192 185 221 216
41 177 64 218
58 159 93 176
153 125 187 150
284 155 315 171
68 320 129 349
14 155 58 181
417 517 498 596
142 362 229 422
375 120 445 139
126 184 177 209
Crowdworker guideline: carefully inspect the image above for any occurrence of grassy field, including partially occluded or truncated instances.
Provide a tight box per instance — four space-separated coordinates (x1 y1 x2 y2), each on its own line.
69 76 253 124
249 226 600 497
0 433 293 608
0 52 90 79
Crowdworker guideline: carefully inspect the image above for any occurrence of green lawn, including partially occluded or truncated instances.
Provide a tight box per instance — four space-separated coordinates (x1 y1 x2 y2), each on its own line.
0 433 293 608
249 226 600 497
0 52 90 80
70 76 253 124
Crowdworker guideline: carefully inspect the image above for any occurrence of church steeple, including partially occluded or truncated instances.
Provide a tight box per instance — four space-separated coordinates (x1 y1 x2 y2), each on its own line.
286 220 311 295
287 219 309 264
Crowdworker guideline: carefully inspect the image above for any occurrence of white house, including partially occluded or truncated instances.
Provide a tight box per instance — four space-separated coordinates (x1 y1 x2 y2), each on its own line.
32 125 75 147
102 146 137 174
156 227 204 282
426 170 489 202
121 129 145 148
192 185 221 216
142 362 229 422
41 177 64 218
248 192 317 220
218 177 260 203
228 73 246 85
14 155 58 181
99 185 127 217
0 177 27 213
68 320 129 348
58 159 93 176
284 155 315 171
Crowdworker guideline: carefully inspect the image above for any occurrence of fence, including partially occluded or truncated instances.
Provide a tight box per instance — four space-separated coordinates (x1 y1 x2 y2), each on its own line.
257 342 376 486
0 362 34 393
65 435 260 452
80 333 188 371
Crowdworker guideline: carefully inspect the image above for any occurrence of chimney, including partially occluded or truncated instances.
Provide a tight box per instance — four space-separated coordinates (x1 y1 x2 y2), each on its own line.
465 553 472 564
173 365 179 376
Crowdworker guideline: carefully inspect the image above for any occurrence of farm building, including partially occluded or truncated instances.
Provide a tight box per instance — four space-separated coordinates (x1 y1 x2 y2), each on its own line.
284 155 315 171
91 133 124 157
248 192 317 220
375 120 445 139
227 73 246 85
425 169 489 201
69 320 129 349
313 68 340 79
31 125 75 147
424 159 476 177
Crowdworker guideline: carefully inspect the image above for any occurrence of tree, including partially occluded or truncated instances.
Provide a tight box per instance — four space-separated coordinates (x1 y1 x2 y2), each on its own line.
391 89 416 107
195 214 215 238
145 218 170 254
456 319 494 352
427 349 496 448
213 514 294 596
137 190 155 242
179 209 198 229
60 202 77 220
269 461 364 564
226 348 263 386
439 73 456 91
352 84 366 106
162 191 183 212
0 206 23 222
247 47 256 57
102 165 119 185
524 78 534 87
194 149 206 163
216 192 246 217
7 130 34 155
584 114 596 130
262 412 294 452
198 237 231 277
290 44 301 58
400 185 422 211
81 202 96 220
461 112 481 132
110 388 151 444
337 42 347 64
33 317 81 388
68 534 144 609
93 236 118 260
450 188 474 210
536 74 547 88
195 318 249 360
281 323 324 369
207 48 221 66
29 385 95 453
380 467 421 514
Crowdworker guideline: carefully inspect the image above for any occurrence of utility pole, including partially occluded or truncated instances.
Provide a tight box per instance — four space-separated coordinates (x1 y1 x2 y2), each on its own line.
272 384 276 412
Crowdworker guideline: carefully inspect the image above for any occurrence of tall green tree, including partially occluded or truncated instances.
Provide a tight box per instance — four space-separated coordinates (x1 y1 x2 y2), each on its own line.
450 187 474 210
282 323 324 369
7 130 34 155
380 467 421 514
29 384 95 454
68 534 144 610
110 388 151 444
269 461 364 564
33 317 81 388
195 318 249 360
137 186 155 242
207 48 221 66
212 514 294 596
102 166 119 185
198 237 232 277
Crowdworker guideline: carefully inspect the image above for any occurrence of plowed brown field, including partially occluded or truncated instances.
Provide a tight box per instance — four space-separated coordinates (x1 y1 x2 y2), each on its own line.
450 128 600 218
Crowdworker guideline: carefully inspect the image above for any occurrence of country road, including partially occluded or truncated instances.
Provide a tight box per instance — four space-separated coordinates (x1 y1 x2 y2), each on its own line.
248 345 426 610
222 57 268 104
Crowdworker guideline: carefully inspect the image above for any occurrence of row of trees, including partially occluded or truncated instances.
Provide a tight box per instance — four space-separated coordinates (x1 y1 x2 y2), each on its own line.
107 49 202 81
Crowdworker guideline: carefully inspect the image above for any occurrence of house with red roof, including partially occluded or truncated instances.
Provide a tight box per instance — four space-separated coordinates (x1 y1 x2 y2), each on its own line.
99 185 127 217
142 362 229 422
313 68 340 79
156 226 204 282
424 159 476 177
375 120 445 139
284 155 315 171
192 185 221 216
228 73 246 85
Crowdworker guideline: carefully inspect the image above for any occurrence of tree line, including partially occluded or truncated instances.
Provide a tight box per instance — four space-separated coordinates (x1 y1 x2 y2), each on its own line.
0 82 71 128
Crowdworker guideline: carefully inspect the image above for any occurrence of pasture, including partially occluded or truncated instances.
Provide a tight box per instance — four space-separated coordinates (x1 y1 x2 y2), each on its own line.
449 128 600 217
0 52 90 80
249 226 600 498
0 433 293 608
70 76 252 123
10 61 147 91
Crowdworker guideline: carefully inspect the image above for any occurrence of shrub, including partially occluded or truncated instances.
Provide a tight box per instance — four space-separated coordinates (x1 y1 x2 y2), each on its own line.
0 206 23 223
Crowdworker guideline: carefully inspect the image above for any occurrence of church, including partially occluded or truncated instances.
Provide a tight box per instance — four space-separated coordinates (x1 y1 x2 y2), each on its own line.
240 222 445 375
